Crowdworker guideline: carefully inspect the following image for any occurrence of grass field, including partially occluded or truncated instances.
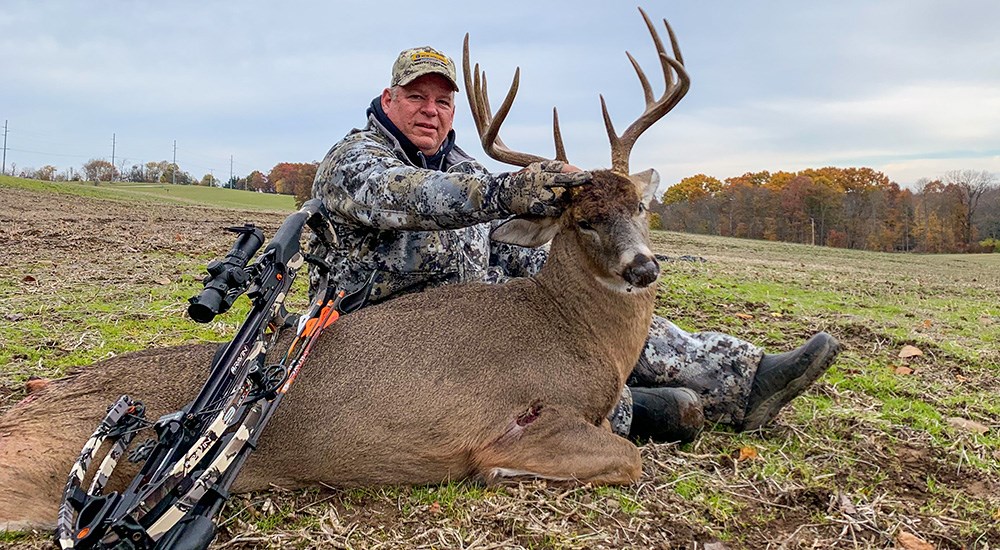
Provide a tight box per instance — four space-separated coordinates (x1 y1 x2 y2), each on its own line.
1 176 997 549
0 175 296 212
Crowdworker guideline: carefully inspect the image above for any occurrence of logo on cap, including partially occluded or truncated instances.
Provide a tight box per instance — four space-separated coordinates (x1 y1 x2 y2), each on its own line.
391 46 459 91
412 50 449 66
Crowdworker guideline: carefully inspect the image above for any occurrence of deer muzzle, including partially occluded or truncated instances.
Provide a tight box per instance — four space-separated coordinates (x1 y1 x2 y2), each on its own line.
623 253 659 288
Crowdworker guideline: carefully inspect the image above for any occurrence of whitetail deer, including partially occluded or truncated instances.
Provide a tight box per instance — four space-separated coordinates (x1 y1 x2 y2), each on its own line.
0 7 689 532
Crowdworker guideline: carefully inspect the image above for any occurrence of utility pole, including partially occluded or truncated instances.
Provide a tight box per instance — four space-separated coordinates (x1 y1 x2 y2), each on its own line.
172 140 177 185
111 133 116 182
229 155 233 187
2 120 8 176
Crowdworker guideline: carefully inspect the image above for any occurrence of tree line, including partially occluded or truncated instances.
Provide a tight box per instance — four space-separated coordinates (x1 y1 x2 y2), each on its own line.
652 167 1000 253
13 159 318 207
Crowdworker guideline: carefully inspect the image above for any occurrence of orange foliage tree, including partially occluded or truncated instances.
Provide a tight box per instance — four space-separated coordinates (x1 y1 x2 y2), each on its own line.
268 162 319 207
654 166 998 254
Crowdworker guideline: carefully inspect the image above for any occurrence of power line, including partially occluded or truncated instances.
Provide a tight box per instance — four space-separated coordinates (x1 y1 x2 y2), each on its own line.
6 147 93 158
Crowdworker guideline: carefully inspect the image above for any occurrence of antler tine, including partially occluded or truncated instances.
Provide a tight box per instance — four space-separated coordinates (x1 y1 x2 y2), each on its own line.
462 35 484 136
603 7 691 174
462 33 563 167
479 68 523 161
553 107 567 163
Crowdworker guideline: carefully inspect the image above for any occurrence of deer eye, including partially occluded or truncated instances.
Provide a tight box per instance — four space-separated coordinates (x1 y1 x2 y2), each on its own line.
577 220 595 231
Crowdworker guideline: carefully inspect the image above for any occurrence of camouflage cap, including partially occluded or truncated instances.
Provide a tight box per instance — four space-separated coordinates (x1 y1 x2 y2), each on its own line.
391 46 460 91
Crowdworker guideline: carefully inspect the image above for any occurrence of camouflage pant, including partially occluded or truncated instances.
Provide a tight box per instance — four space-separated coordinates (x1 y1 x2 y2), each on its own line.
607 316 764 437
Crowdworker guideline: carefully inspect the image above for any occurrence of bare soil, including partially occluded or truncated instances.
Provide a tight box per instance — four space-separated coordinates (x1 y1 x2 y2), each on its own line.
1 185 998 549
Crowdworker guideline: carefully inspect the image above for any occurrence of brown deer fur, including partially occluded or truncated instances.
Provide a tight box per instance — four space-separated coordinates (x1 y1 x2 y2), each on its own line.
0 170 660 532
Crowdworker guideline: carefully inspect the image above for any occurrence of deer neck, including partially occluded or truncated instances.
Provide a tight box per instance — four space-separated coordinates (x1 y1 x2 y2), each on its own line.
534 232 656 380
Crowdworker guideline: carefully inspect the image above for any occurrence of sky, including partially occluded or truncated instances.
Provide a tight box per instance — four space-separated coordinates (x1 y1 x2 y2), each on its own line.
2 1 999 193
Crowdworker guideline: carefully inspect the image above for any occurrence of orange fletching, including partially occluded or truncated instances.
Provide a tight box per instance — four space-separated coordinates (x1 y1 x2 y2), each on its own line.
302 317 318 337
323 311 340 328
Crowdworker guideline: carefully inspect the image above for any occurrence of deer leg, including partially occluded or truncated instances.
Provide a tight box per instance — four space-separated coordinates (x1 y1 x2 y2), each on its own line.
474 404 641 485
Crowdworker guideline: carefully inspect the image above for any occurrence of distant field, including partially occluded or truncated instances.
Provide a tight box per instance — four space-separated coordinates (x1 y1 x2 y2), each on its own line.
0 175 296 212
1 177 998 549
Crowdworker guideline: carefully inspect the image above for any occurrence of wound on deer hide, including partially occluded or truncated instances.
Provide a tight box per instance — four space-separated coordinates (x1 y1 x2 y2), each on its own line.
516 402 543 426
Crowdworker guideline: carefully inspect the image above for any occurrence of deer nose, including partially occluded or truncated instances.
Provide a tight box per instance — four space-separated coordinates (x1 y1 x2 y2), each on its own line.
623 253 659 288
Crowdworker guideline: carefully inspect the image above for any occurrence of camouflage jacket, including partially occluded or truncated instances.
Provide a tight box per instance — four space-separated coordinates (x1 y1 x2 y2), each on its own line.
309 109 548 305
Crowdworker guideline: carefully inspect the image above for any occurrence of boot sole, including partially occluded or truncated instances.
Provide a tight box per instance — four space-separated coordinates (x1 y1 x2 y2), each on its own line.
741 336 841 431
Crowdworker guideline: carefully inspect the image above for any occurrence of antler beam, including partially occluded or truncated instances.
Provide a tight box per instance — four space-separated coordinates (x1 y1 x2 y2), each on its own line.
462 34 568 168
602 7 690 174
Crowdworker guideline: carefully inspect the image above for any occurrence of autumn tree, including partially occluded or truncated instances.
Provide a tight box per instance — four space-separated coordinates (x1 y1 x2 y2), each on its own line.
976 186 1000 243
763 171 796 191
725 170 771 188
160 163 193 185
268 162 318 206
648 212 663 230
82 159 117 182
944 169 997 245
245 170 272 193
122 164 145 182
720 173 770 239
35 165 58 181
144 161 172 183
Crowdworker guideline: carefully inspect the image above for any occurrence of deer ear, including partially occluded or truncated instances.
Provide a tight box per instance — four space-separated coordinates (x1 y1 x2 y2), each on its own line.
490 215 560 248
630 168 660 207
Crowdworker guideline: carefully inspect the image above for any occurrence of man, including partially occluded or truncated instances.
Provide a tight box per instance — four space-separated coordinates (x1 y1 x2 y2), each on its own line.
309 46 841 443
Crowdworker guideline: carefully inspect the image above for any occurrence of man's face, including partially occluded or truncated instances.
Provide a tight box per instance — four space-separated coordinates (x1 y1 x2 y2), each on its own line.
381 74 456 156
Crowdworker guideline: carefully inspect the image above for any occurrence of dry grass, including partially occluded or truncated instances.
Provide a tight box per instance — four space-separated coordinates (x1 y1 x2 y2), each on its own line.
1 181 998 549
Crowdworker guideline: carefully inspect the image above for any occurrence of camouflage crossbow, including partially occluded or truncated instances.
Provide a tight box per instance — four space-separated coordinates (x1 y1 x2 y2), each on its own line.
55 199 370 550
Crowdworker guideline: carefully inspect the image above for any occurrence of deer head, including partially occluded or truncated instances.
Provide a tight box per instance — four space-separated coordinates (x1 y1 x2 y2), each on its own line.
463 7 688 292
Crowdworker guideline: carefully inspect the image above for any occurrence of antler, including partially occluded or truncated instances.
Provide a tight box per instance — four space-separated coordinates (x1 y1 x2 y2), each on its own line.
462 34 568 168
602 7 690 174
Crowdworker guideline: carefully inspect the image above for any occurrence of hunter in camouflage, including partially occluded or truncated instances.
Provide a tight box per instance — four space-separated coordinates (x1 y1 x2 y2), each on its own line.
309 45 841 442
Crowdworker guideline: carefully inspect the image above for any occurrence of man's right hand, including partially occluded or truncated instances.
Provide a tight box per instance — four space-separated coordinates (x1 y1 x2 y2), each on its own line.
500 160 592 217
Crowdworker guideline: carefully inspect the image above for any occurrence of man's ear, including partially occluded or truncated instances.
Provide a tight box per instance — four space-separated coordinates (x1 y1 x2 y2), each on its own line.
630 168 660 207
490 215 560 248
380 87 393 112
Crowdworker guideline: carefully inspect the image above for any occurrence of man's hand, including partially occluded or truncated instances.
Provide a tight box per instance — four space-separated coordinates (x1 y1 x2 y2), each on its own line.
500 160 591 217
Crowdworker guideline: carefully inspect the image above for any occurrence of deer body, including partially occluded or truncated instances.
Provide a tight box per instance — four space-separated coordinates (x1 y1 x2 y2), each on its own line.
0 171 657 532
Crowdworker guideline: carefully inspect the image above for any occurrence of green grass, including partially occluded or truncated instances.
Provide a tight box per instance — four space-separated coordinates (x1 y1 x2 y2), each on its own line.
0 531 29 544
0 174 295 211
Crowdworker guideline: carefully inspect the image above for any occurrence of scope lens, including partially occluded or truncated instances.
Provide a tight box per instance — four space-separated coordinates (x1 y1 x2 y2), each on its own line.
188 298 220 324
